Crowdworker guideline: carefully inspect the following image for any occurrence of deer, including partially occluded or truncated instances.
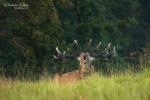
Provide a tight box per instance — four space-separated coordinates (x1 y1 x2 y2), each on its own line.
52 39 117 83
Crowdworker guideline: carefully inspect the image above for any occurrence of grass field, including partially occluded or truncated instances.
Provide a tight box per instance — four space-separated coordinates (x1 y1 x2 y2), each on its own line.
0 67 150 100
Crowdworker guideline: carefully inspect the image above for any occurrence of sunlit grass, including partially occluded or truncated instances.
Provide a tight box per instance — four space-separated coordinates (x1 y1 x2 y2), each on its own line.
0 67 150 100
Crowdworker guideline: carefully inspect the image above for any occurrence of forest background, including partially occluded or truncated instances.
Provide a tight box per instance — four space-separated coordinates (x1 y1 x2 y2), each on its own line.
0 0 149 79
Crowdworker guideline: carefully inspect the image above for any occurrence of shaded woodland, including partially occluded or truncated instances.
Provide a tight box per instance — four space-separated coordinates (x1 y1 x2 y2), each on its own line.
0 0 149 79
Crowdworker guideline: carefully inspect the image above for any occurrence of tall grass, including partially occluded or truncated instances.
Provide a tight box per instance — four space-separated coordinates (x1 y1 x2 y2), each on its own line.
0 67 150 100
0 56 150 100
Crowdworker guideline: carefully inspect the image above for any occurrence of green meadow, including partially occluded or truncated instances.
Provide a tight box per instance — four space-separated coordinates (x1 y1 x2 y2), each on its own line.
0 67 150 100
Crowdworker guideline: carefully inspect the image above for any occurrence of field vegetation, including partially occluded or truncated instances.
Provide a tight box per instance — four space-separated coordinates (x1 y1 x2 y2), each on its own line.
0 62 150 100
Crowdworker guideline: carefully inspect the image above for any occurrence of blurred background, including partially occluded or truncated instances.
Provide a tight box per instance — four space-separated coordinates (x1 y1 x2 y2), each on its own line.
0 0 149 79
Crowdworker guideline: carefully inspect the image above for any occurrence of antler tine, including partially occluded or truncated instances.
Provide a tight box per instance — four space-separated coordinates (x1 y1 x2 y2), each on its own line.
112 46 117 56
95 41 101 51
106 43 111 50
63 51 66 54
56 46 61 54
113 46 115 51
88 38 92 46
74 40 79 46
90 41 101 53
67 47 71 51
102 43 112 56
97 41 101 48
102 42 111 52
74 40 82 51
53 54 58 59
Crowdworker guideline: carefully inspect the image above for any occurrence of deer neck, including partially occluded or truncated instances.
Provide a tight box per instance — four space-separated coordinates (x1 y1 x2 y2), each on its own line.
79 61 85 78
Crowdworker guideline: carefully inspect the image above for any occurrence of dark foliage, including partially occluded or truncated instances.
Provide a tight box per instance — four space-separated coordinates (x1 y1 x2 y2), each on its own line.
0 0 149 78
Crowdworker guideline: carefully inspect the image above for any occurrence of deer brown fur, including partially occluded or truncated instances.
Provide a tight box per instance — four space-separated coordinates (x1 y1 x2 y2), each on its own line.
53 53 88 83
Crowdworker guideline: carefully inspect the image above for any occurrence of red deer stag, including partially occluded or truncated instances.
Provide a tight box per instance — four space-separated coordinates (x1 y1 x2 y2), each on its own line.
53 39 116 83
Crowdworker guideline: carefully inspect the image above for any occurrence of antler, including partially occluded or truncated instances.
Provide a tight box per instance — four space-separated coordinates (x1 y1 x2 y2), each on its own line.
88 38 92 46
53 46 80 60
90 41 101 53
74 40 82 51
53 39 117 60
91 42 117 59
53 40 82 60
